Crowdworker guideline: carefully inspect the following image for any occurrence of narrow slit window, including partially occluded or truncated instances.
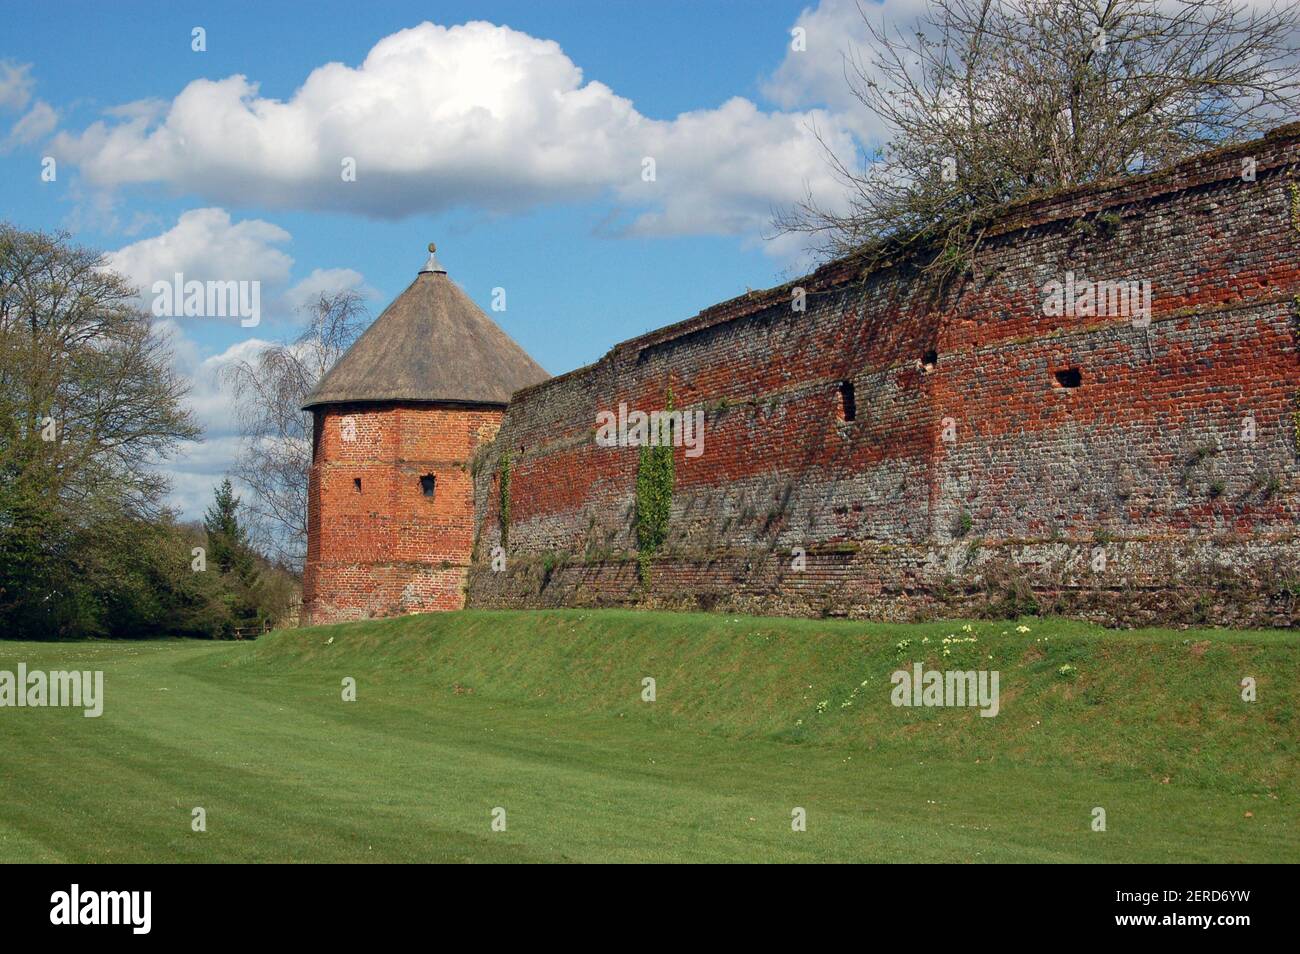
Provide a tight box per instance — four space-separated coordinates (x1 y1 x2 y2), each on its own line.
838 380 857 422
922 349 938 371
353 477 362 493
1053 367 1082 389
420 474 436 499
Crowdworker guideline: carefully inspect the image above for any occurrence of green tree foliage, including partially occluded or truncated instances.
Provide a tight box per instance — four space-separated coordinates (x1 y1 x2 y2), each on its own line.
204 478 252 576
202 478 270 635
0 223 297 639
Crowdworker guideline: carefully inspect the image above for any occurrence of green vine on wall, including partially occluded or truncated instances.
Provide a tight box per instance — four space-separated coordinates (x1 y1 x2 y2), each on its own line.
635 389 675 584
498 451 511 548
1290 183 1300 236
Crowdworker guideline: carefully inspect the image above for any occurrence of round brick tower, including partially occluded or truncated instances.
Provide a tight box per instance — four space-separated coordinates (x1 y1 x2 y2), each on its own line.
301 244 548 625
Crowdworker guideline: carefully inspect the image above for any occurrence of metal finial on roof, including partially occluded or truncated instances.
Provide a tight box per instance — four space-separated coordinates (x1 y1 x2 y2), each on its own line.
419 241 447 275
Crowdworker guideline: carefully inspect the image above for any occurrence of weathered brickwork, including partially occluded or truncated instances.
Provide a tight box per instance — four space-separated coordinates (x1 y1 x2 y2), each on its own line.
304 402 502 622
465 126 1300 627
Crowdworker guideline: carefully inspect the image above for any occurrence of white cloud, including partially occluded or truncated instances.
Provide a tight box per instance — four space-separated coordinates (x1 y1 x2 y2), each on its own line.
762 0 932 145
619 98 855 237
284 267 374 314
151 320 275 519
52 20 859 248
0 60 33 112
137 233 374 518
104 207 293 295
165 436 247 522
5 100 57 149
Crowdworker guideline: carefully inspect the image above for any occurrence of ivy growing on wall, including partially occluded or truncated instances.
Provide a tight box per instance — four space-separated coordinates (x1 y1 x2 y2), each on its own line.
635 389 675 583
498 451 511 548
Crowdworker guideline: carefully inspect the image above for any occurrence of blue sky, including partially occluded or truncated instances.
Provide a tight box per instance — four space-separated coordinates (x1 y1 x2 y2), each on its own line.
0 0 899 518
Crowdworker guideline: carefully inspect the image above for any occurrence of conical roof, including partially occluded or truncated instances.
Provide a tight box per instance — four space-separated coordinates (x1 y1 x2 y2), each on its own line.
302 244 548 410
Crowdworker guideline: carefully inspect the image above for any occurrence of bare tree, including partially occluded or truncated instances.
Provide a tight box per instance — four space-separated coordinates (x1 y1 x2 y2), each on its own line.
776 0 1300 271
224 290 367 566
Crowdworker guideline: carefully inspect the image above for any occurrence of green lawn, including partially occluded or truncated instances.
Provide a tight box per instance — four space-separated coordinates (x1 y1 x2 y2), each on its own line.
1 609 1295 862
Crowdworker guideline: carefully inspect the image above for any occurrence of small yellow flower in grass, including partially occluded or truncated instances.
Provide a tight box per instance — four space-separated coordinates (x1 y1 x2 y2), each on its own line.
1016 625 1031 634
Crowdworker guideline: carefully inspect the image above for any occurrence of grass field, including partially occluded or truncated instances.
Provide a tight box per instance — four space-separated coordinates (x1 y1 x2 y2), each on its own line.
1 609 1295 863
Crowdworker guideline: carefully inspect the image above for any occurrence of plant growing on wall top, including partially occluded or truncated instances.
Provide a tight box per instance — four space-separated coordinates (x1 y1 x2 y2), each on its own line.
636 389 675 584
774 0 1300 281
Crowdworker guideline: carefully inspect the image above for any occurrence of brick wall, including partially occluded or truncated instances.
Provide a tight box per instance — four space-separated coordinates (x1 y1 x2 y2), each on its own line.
303 401 502 624
466 126 1300 627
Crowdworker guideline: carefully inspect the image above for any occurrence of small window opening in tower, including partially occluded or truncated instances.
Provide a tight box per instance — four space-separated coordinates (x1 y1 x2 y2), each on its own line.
922 349 938 371
353 477 362 493
838 380 857 422
1053 367 1083 389
420 474 436 499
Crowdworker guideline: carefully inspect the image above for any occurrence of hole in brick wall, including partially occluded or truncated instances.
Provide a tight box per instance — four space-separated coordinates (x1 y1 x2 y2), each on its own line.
353 477 362 493
922 350 938 371
838 380 857 422
1053 367 1083 389
420 474 436 499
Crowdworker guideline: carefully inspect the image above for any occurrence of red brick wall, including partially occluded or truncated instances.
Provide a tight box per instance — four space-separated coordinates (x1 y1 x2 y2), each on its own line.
466 126 1300 627
302 401 502 624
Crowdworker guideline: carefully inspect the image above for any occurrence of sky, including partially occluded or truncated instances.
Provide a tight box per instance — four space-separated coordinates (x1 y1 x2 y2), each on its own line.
0 0 921 519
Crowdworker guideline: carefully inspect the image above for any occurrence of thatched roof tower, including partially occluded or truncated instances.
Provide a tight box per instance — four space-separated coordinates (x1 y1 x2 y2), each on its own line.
301 243 547 625
303 244 547 410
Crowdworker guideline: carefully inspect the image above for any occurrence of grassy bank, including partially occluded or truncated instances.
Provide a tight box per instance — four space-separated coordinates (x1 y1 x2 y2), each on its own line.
0 610 1294 862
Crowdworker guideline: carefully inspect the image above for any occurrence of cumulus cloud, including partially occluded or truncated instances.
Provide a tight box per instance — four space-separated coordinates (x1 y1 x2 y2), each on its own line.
52 20 858 245
151 320 275 519
619 98 856 240
762 0 932 145
127 223 375 516
105 207 381 332
104 207 293 295
284 267 374 313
